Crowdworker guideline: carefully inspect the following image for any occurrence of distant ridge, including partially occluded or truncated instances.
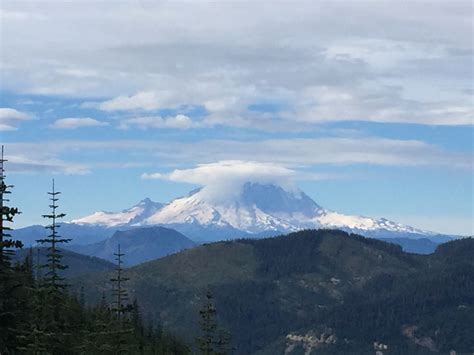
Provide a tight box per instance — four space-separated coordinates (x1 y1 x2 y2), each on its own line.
67 226 195 266
13 247 115 278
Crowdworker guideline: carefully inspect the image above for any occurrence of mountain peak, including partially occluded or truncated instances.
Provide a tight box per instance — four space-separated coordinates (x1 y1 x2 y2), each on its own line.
136 197 158 206
239 182 322 216
72 197 163 227
71 182 444 241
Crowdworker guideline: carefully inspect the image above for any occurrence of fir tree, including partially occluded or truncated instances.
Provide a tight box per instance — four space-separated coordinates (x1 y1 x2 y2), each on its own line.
196 287 218 355
0 145 22 265
131 298 146 352
35 179 72 353
37 179 71 291
16 253 49 354
196 287 232 355
110 244 133 354
0 145 23 352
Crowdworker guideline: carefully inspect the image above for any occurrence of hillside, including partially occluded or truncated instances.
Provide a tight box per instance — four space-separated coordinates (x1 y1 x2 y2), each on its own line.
11 223 114 246
13 247 115 278
73 230 474 354
67 226 196 266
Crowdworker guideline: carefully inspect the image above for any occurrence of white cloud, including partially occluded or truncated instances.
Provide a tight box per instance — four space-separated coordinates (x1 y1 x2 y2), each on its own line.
290 86 474 126
11 135 469 170
142 160 297 201
5 134 471 177
51 117 109 129
142 160 295 185
0 108 31 130
119 114 195 129
1 1 472 127
96 91 175 111
142 137 472 170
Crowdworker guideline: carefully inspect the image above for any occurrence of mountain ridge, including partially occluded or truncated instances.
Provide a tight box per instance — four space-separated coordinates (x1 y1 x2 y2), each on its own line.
70 182 456 242
72 230 474 354
66 226 195 266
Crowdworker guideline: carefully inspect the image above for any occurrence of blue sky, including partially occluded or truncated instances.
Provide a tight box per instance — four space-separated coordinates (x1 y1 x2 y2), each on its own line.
0 1 472 235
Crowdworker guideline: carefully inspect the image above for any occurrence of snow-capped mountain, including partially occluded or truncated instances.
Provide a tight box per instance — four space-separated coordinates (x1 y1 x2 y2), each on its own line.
73 198 163 227
71 182 451 242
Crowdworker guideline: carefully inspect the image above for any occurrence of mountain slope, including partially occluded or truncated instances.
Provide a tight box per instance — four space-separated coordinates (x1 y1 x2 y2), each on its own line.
11 223 114 247
70 182 455 242
67 226 196 266
72 198 164 227
13 247 115 278
72 230 474 354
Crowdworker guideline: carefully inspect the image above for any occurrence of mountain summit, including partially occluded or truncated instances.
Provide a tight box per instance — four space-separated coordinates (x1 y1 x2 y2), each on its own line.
71 182 451 242
72 198 163 227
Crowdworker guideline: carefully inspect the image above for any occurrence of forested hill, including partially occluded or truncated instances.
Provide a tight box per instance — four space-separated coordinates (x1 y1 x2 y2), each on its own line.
67 226 196 266
74 230 474 354
13 247 115 278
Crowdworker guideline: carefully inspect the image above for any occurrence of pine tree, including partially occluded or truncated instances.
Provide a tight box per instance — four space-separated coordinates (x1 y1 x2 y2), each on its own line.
16 253 49 354
0 146 22 266
0 145 24 352
196 287 218 355
215 330 232 355
78 292 114 354
37 179 71 291
196 287 232 355
110 244 133 354
35 179 72 353
131 298 146 352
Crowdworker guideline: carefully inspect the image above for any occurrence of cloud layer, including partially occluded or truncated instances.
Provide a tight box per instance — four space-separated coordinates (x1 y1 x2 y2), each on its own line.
2 1 472 129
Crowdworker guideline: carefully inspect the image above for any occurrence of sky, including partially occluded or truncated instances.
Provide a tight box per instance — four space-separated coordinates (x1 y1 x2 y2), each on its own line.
0 0 472 235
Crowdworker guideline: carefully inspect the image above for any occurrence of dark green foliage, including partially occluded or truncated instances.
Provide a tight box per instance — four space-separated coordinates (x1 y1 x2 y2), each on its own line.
26 180 73 353
4 248 189 354
196 287 232 355
110 244 134 354
0 146 24 353
432 236 474 261
74 230 474 354
196 288 218 354
0 173 188 354
36 179 72 291
13 247 115 278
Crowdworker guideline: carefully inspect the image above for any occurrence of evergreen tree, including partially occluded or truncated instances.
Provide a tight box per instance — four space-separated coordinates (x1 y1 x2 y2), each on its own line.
196 287 232 355
35 179 72 353
0 163 189 353
131 298 146 352
0 146 24 352
37 179 71 291
215 329 232 355
0 146 23 265
110 244 133 354
196 288 217 354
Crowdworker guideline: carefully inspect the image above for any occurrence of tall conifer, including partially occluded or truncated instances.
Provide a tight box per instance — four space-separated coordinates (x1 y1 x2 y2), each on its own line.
37 179 71 291
196 287 232 355
0 146 23 352
110 244 132 353
35 179 72 352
